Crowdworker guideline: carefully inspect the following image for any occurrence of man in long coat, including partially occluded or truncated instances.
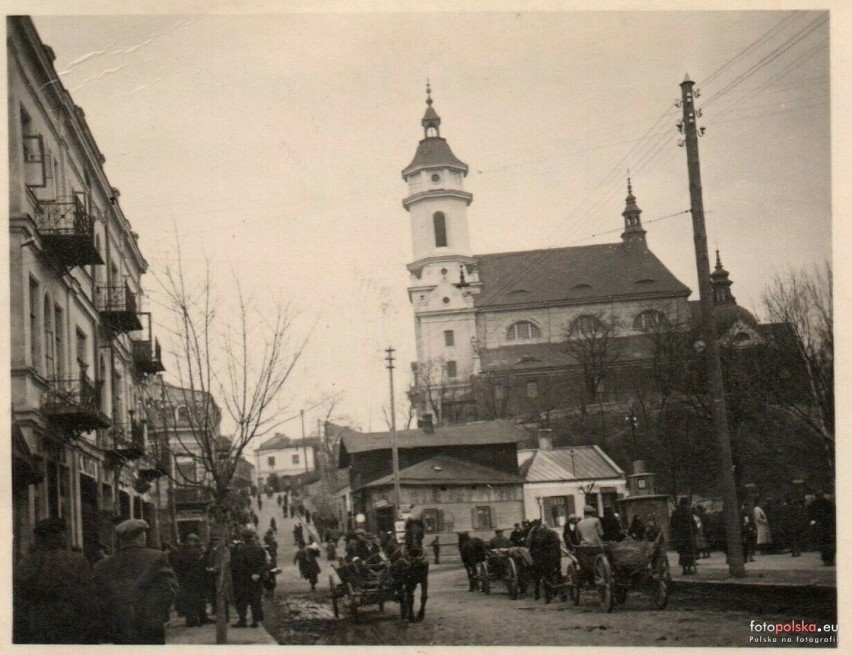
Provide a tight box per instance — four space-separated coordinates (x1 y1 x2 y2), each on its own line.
94 519 179 644
669 497 697 575
230 529 267 627
13 517 101 643
170 533 209 626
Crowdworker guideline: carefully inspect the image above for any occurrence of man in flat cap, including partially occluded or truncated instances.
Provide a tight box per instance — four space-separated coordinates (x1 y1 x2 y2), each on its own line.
94 519 179 644
13 517 101 643
230 528 267 627
488 528 511 550
576 505 604 545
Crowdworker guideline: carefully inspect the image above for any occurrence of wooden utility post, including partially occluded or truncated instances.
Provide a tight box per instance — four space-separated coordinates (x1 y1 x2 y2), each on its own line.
385 347 402 518
679 75 744 576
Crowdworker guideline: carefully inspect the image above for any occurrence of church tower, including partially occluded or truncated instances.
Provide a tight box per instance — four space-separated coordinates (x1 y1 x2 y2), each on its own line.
621 178 647 247
403 84 480 421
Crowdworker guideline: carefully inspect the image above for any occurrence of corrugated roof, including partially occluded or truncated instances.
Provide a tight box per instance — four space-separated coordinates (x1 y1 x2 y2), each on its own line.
340 419 529 457
363 454 521 488
402 137 469 178
474 244 690 309
522 445 624 482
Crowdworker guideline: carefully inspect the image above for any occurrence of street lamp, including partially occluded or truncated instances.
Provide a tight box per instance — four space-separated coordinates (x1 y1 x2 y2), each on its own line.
625 408 639 460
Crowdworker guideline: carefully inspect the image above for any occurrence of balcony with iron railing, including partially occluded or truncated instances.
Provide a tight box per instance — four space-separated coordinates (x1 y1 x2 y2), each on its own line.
170 486 213 507
42 374 110 434
131 316 165 376
139 428 171 480
98 282 143 334
34 197 104 268
103 420 146 463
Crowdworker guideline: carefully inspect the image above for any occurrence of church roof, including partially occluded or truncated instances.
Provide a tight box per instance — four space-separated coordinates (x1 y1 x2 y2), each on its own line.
473 243 691 309
688 300 760 335
362 454 521 488
402 137 469 178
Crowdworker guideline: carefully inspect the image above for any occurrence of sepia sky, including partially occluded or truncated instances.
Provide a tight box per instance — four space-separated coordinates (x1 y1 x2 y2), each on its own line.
28 4 835 440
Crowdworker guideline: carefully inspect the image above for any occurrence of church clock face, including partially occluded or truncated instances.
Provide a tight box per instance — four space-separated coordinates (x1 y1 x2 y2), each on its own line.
431 173 441 183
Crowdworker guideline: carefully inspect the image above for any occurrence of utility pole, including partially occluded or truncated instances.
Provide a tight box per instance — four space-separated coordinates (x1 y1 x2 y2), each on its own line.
679 75 744 576
385 347 402 518
300 409 308 474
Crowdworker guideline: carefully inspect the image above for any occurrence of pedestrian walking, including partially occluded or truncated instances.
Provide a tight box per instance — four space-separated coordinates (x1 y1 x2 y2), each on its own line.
230 529 267 628
753 499 772 554
258 496 263 512
788 498 806 557
263 530 279 567
741 510 757 563
430 536 441 564
692 509 708 559
251 511 259 530
277 494 282 506
293 523 304 546
270 517 277 534
170 534 209 627
808 493 835 566
325 538 337 562
670 497 697 575
294 539 322 590
13 517 102 644
305 508 312 524
93 519 179 644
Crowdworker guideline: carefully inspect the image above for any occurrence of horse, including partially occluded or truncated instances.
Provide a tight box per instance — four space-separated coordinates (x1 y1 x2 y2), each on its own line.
457 531 487 591
526 521 566 603
389 518 429 622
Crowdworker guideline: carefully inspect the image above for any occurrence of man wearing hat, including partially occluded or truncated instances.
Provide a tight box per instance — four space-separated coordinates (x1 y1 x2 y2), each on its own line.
170 533 209 627
575 505 604 545
488 528 512 550
346 528 374 561
94 519 179 644
13 517 101 643
230 528 267 627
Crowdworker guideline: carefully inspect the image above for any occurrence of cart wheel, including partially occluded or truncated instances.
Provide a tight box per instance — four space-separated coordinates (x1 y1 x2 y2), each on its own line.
565 562 580 606
506 558 518 600
594 554 614 613
652 554 671 609
330 576 340 618
346 583 358 619
478 562 490 594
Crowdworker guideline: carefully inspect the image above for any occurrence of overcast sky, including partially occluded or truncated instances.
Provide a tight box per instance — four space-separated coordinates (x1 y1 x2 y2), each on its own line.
29 6 833 442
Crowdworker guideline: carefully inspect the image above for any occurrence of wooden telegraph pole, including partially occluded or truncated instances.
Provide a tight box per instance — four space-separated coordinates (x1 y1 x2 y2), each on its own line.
679 75 744 576
385 347 402 519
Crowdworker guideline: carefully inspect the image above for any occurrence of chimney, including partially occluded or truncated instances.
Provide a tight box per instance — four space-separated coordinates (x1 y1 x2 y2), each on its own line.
419 413 434 434
537 429 553 451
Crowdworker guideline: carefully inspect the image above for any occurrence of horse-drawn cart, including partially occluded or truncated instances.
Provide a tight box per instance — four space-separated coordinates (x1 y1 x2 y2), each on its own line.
564 534 671 612
328 555 396 618
477 547 531 600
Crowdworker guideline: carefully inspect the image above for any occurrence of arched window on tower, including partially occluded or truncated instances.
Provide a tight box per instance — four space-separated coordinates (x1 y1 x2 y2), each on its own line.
433 212 448 248
506 320 541 341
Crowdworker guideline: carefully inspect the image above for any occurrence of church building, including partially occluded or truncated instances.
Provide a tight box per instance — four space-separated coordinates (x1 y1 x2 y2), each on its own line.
403 87 702 423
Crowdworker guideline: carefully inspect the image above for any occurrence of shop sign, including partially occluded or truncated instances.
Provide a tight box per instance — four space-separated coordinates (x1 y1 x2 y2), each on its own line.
79 454 97 478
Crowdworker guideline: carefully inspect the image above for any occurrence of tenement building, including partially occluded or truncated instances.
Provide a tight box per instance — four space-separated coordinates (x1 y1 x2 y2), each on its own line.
9 17 166 559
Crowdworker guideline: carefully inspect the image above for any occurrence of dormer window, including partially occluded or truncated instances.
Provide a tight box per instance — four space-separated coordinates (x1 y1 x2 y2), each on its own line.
507 321 541 341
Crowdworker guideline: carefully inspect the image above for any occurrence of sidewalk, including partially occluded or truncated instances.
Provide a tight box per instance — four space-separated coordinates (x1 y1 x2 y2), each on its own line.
165 614 277 645
667 550 836 589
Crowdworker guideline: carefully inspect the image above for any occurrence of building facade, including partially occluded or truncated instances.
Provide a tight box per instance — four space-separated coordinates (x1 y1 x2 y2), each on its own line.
9 17 165 560
254 432 318 492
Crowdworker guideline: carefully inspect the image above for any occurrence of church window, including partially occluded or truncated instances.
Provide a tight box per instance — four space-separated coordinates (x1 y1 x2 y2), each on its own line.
433 212 448 247
442 297 450 304
633 310 667 331
444 330 455 346
431 173 441 183
446 360 457 378
506 320 541 341
569 314 602 337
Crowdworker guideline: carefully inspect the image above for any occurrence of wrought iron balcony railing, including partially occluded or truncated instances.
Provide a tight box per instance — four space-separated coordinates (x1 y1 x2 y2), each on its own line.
98 283 143 334
34 197 103 268
42 375 110 434
132 336 165 375
103 421 146 462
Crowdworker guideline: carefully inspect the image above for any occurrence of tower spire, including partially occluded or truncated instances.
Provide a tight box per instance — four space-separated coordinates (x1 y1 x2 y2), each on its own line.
711 249 736 305
621 177 646 247
422 80 441 138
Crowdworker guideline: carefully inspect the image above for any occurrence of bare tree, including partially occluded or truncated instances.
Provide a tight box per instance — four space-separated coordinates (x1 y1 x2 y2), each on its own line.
154 254 308 644
562 312 621 404
761 262 833 465
408 357 471 425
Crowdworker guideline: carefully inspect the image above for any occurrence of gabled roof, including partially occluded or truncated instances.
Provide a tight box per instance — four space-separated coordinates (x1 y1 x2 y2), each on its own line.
520 445 624 482
363 454 521 488
256 433 321 452
474 244 690 309
339 419 528 466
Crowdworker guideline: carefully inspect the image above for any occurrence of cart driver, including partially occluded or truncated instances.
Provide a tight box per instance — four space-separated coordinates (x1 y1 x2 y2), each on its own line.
347 528 375 561
576 505 604 545
488 528 512 550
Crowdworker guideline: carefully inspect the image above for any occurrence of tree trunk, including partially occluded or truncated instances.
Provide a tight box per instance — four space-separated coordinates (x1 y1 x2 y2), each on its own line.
214 511 232 644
